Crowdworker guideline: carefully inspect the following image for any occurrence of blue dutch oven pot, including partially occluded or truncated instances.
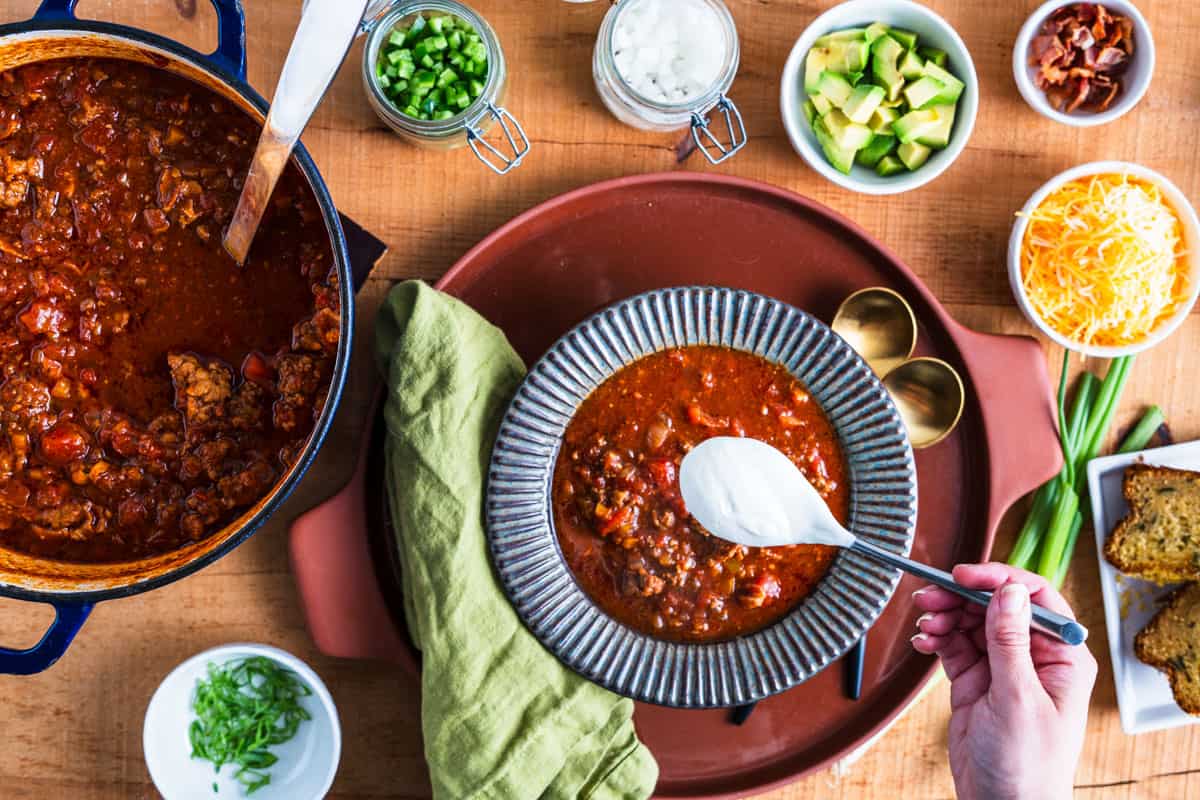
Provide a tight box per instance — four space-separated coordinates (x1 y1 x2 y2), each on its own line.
0 0 353 674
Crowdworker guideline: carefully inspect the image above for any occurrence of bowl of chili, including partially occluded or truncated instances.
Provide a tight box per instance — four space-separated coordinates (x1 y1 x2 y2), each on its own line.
0 0 353 674
486 286 918 707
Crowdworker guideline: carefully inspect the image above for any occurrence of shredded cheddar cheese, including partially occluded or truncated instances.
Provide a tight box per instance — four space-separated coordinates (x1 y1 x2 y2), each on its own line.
1019 174 1189 348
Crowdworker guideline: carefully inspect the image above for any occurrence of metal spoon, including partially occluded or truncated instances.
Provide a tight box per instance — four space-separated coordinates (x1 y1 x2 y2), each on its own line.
883 357 965 449
223 0 371 265
679 437 1088 646
831 287 917 378
831 288 965 449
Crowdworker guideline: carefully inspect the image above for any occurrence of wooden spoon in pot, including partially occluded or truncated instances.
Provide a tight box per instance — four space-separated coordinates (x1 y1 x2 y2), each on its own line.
223 0 370 265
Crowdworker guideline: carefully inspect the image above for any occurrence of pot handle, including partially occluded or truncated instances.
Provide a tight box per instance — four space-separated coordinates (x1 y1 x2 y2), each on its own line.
32 0 248 82
948 322 1063 545
289 423 416 667
0 602 92 675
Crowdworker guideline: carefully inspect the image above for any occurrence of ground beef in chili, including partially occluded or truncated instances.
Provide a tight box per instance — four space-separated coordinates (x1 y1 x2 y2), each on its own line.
553 347 849 642
0 58 338 562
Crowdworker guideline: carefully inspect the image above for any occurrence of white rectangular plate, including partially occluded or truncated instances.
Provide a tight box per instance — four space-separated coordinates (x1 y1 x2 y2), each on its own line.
1088 440 1200 735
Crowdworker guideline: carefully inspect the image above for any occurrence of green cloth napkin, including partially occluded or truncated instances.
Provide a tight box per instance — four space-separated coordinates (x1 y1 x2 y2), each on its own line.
375 280 659 800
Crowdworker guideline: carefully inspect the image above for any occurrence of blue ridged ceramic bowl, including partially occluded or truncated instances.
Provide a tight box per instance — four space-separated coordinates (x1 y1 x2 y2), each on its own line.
485 287 918 707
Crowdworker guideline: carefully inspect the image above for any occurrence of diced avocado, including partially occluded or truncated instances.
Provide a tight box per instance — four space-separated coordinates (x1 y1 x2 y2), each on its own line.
876 154 906 176
869 35 905 102
804 39 870 92
802 99 817 126
822 109 874 150
847 70 865 86
921 61 965 104
810 92 833 116
899 49 924 80
856 134 896 168
888 28 919 50
903 75 945 110
881 95 906 108
864 22 890 44
816 70 855 108
914 103 956 148
918 46 948 67
897 141 932 170
843 84 885 124
869 105 900 133
813 117 857 175
892 108 941 143
814 28 867 47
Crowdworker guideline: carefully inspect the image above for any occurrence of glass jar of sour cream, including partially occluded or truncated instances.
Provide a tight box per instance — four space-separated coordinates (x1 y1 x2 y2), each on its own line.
593 0 747 164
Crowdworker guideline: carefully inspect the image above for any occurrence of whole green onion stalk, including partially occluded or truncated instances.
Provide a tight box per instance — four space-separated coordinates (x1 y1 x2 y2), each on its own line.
1007 354 1136 587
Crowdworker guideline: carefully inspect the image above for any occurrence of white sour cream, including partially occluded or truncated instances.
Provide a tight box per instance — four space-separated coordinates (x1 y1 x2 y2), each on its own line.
678 437 855 549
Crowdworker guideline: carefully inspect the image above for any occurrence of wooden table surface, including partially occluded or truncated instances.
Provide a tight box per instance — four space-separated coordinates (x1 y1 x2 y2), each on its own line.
1 0 1198 798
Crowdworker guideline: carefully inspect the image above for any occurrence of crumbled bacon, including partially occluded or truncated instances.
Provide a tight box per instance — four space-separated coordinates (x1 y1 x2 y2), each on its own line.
1029 4 1134 113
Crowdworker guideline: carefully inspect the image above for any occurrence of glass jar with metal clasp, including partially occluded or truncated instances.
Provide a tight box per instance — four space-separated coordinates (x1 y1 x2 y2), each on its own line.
592 0 747 164
360 0 529 174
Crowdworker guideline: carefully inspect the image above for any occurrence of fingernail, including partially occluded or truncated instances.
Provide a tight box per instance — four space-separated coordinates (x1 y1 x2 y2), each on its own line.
1000 583 1029 614
916 612 934 628
912 587 929 599
910 633 927 644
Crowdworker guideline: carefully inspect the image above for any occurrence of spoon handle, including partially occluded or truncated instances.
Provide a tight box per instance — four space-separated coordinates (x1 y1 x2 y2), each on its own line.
849 539 1087 646
223 0 369 264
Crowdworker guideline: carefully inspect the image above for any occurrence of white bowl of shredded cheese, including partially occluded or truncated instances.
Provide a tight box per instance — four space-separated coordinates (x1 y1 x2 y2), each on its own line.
1008 161 1200 358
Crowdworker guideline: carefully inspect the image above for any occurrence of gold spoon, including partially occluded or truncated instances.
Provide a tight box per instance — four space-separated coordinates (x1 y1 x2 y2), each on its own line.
832 288 965 449
883 357 965 449
831 287 917 378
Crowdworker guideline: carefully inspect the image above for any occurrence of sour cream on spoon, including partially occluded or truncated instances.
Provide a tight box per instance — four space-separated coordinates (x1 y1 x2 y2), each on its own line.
679 437 1088 645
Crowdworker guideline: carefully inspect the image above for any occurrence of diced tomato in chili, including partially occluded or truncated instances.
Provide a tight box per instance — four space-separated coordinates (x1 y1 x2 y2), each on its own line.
39 421 90 465
19 300 70 336
598 504 634 535
686 403 729 429
646 458 676 491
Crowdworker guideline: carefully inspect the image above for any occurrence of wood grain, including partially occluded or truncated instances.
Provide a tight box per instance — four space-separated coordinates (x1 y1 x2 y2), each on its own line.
0 0 1197 798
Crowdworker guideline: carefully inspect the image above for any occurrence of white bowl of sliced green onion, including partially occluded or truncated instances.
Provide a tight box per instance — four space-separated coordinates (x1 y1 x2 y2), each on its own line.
144 644 341 800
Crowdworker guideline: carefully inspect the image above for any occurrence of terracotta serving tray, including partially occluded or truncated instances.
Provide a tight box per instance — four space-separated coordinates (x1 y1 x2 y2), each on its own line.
289 173 1062 798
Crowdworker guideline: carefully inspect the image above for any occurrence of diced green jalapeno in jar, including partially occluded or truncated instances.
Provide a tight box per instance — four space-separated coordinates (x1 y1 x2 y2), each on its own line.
374 13 489 120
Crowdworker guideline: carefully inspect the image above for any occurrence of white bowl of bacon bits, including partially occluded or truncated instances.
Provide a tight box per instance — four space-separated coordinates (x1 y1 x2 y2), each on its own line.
1014 1 1154 126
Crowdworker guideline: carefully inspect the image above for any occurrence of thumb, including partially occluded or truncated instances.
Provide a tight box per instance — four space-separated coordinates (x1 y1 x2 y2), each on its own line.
985 582 1039 700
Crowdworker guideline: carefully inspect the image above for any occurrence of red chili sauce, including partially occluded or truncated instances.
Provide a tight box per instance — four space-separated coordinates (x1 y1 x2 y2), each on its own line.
552 347 850 642
0 59 338 562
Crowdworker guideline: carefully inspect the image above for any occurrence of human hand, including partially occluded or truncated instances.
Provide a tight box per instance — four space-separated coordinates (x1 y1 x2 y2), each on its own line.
910 563 1097 800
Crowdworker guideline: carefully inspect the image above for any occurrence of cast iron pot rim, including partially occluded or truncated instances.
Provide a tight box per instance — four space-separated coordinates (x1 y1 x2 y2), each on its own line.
0 17 354 605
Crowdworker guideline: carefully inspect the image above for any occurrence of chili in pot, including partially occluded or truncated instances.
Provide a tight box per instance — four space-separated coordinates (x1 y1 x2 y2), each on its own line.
0 58 338 563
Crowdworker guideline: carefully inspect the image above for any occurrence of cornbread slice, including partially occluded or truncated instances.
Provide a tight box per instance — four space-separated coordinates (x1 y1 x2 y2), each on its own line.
1104 465 1200 584
1135 583 1200 715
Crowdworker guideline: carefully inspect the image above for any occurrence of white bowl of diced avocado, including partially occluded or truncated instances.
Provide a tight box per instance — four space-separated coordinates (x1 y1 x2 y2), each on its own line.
781 0 978 195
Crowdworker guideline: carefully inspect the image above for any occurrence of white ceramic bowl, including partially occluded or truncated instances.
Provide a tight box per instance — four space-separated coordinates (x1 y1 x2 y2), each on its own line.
1008 161 1200 358
780 0 978 195
1013 0 1154 127
144 644 341 800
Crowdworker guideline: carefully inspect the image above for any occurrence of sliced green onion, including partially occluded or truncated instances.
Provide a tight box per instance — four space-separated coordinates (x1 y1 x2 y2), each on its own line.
189 656 313 796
